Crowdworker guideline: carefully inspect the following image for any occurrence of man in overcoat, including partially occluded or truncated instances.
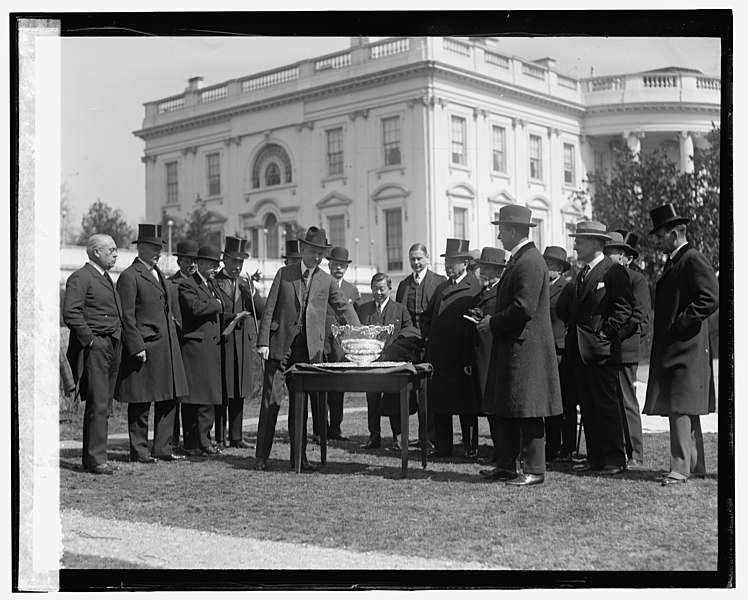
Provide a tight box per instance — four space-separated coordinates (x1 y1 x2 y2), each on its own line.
563 221 634 476
604 231 651 468
178 245 226 456
213 236 264 449
255 227 360 471
116 224 188 463
643 204 718 485
63 234 123 475
421 238 483 459
477 205 562 486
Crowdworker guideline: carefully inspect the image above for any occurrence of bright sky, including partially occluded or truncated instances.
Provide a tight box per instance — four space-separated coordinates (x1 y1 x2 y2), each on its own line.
60 35 722 231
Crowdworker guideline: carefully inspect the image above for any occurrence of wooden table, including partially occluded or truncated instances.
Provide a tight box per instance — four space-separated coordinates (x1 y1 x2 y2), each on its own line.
285 363 431 478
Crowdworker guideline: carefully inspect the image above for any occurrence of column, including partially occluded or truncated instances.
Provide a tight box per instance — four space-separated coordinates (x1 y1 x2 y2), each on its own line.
624 131 642 160
679 131 694 174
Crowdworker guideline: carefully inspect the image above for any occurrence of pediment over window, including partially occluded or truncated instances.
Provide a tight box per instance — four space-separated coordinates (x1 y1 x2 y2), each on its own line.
487 190 516 205
560 198 585 217
527 195 551 210
446 183 477 199
245 198 279 219
316 191 353 209
206 209 227 223
371 183 410 202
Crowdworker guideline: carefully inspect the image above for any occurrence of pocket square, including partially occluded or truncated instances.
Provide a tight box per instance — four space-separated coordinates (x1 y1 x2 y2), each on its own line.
596 282 605 290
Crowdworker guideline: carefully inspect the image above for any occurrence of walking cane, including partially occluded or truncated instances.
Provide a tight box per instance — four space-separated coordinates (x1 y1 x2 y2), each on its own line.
575 414 584 458
244 271 265 371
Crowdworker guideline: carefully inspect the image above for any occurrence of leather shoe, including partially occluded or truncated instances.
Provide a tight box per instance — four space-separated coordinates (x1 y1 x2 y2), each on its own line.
480 467 517 480
428 450 452 459
601 465 625 475
627 459 644 469
202 446 222 455
573 462 603 472
328 433 349 441
661 474 688 486
229 440 253 449
89 463 116 475
360 438 381 449
463 448 478 460
182 447 206 457
477 456 497 465
505 473 545 486
154 453 185 461
132 456 158 464
255 458 267 471
391 440 402 452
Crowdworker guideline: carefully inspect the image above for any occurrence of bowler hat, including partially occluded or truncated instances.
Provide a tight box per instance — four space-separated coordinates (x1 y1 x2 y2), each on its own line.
327 246 352 264
300 226 332 249
222 235 249 260
474 247 508 268
649 203 690 234
282 239 302 259
605 231 639 260
196 245 222 263
440 238 472 259
614 230 640 259
173 239 199 259
132 224 166 246
542 246 571 272
491 205 537 227
569 220 612 241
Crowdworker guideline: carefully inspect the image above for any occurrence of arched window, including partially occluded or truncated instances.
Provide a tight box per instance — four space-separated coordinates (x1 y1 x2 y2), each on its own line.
252 144 292 188
264 213 279 259
264 162 281 187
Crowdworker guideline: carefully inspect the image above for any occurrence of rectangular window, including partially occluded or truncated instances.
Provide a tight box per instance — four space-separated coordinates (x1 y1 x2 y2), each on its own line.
165 161 178 204
451 116 467 165
326 128 344 176
491 125 506 172
529 135 543 179
384 208 403 271
207 153 221 196
327 215 345 249
453 207 467 240
563 144 575 185
594 150 605 175
382 116 401 166
531 217 544 249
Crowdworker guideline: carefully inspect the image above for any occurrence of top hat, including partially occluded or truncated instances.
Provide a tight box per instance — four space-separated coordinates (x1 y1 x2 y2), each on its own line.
605 231 639 260
491 205 537 228
222 235 249 260
614 230 640 259
327 246 352 264
542 246 571 272
132 224 166 246
474 247 508 268
300 226 332 249
173 239 199 258
649 203 690 234
282 239 302 259
569 220 612 240
440 238 472 258
196 244 222 263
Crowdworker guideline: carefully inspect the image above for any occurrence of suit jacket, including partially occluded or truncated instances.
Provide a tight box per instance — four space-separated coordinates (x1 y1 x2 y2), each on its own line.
395 269 447 330
214 269 265 398
611 268 651 365
549 276 572 355
421 272 483 414
324 278 361 360
258 262 360 363
178 273 224 405
464 282 498 407
116 259 189 403
644 244 718 416
357 298 412 345
564 255 634 365
166 271 186 338
62 262 123 383
483 242 562 418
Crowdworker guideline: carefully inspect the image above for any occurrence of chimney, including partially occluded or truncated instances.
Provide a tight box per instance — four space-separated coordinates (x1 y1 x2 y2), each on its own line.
349 36 369 48
532 57 556 70
186 76 204 92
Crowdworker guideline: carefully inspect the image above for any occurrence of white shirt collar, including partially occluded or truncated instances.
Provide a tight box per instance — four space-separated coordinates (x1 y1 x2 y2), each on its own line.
87 261 106 276
586 252 605 270
453 271 468 285
550 275 561 286
376 297 390 311
197 271 210 286
670 240 688 260
509 238 532 254
413 267 428 283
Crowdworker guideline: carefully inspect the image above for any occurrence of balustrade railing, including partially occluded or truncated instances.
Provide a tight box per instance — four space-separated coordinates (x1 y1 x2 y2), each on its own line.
157 96 185 114
522 62 546 80
643 74 678 88
241 66 299 92
370 37 410 59
697 77 721 90
315 52 351 72
199 85 228 103
587 76 624 92
443 37 472 56
483 50 510 69
557 74 578 90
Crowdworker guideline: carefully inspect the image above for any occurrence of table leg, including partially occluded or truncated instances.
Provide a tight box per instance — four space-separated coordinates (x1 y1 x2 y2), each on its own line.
400 385 409 478
319 392 328 465
294 389 304 474
418 379 428 468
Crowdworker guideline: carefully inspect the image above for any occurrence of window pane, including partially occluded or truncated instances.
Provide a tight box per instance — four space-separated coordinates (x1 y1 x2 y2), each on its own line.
384 208 403 271
492 126 506 172
529 135 542 179
166 162 178 204
327 128 344 176
265 163 281 186
453 207 467 240
531 217 544 249
451 116 466 165
594 151 604 175
265 214 279 259
563 144 575 185
207 153 220 196
383 116 401 166
327 215 345 249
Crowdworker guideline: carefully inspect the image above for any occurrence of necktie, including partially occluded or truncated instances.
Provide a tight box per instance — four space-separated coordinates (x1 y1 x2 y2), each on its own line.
303 269 311 287
377 302 383 315
104 272 114 287
663 258 673 274
414 273 420 285
576 265 590 298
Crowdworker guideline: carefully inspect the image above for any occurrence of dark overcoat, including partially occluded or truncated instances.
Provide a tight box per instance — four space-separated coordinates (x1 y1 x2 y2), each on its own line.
463 283 498 410
644 244 718 416
396 269 447 329
115 259 188 403
214 269 265 398
611 268 651 365
483 243 562 418
258 262 360 363
421 273 483 415
178 273 224 405
166 271 185 340
549 276 571 356
324 278 361 360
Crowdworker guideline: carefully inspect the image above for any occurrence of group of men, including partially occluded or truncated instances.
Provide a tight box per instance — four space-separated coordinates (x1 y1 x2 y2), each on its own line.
64 201 718 488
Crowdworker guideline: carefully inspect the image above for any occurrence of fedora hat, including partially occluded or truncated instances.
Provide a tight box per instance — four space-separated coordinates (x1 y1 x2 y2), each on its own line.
173 239 199 259
605 231 639 260
649 203 690 234
300 226 331 249
440 238 472 258
327 246 352 264
542 246 571 272
491 205 537 228
569 220 612 241
222 235 249 260
467 249 482 264
132 224 166 246
614 230 640 259
474 247 508 268
282 239 302 259
196 244 222 263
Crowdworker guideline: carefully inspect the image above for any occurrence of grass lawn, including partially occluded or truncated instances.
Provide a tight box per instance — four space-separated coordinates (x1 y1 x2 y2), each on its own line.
59 393 719 572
